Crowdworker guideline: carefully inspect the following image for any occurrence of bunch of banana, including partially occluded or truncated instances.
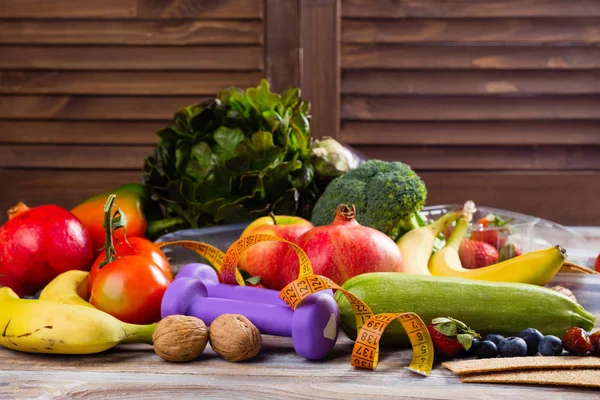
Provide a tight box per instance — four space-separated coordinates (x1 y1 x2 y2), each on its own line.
396 201 566 285
0 271 155 354
428 212 566 285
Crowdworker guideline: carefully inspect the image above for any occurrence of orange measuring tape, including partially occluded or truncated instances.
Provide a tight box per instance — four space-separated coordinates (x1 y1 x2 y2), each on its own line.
158 233 435 376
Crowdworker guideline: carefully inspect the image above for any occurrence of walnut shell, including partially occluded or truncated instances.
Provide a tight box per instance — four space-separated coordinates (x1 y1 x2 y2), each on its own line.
209 314 262 362
550 285 578 303
153 315 208 362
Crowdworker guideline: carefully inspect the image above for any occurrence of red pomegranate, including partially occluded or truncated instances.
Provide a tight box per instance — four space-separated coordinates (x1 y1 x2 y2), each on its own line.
279 204 403 288
0 202 94 296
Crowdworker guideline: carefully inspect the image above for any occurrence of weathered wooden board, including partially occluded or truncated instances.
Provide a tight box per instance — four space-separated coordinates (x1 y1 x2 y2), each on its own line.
0 71 263 95
341 121 600 146
0 20 263 45
0 121 165 144
341 95 600 121
342 0 600 18
342 70 600 95
342 18 600 44
0 0 263 19
0 46 263 71
342 45 600 69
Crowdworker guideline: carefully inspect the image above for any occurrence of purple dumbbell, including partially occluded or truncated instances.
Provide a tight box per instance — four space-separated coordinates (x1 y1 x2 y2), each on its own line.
176 263 334 304
161 275 340 360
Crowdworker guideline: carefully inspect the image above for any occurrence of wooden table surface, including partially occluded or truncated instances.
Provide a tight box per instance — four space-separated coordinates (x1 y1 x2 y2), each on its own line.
1 273 599 399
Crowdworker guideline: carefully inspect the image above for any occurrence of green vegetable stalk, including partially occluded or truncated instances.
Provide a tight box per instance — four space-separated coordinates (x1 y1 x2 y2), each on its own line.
142 79 343 231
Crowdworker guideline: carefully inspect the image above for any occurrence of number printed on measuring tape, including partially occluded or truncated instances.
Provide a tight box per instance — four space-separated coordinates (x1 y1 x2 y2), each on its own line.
157 234 435 376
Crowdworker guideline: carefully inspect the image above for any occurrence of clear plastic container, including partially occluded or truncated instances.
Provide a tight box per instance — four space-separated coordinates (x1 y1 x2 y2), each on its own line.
422 204 596 268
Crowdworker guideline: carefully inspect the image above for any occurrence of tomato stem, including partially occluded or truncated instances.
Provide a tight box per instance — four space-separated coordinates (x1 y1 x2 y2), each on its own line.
100 194 118 268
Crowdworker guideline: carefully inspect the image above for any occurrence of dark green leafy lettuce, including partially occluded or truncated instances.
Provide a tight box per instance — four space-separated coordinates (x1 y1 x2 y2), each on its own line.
142 79 320 233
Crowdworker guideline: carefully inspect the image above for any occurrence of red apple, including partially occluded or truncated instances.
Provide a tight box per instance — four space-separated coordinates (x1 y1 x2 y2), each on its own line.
237 214 314 289
595 253 600 273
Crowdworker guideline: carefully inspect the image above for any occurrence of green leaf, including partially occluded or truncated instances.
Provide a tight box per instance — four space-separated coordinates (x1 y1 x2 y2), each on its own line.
214 126 245 156
246 79 281 112
434 322 457 337
281 87 300 108
457 333 473 350
431 317 453 325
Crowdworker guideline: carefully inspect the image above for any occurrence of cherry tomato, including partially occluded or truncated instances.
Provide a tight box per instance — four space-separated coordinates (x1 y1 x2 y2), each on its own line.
89 237 172 286
90 255 170 325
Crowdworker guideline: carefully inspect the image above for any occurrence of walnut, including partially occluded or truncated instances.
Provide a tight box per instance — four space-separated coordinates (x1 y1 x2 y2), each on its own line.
152 315 208 362
209 314 262 362
550 285 578 303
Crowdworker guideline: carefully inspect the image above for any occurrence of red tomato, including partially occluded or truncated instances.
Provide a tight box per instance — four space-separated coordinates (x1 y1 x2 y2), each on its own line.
90 255 170 325
89 237 172 286
595 253 600 273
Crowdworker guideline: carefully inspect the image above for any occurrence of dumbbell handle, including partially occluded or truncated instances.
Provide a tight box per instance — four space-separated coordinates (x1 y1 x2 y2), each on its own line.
176 263 333 305
191 295 292 337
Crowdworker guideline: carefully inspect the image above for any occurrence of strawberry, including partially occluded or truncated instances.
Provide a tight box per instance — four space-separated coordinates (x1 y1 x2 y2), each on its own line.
459 238 499 269
427 317 481 359
595 254 600 273
498 243 522 262
470 229 508 249
472 213 512 249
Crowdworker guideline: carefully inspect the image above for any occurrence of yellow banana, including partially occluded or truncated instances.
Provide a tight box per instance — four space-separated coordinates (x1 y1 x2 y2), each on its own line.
0 287 155 354
396 201 473 275
428 215 566 285
38 270 94 308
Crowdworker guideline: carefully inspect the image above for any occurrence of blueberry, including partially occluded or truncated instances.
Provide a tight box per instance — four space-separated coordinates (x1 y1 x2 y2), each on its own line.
476 340 498 359
498 337 528 357
464 338 481 357
484 334 505 345
519 328 544 356
538 335 564 356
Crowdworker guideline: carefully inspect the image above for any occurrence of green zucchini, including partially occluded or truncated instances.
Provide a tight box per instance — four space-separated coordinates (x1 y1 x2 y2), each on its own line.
334 273 596 348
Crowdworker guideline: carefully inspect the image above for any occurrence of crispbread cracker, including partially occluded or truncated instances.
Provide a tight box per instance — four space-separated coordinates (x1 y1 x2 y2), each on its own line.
443 356 600 375
460 369 600 388
559 261 599 274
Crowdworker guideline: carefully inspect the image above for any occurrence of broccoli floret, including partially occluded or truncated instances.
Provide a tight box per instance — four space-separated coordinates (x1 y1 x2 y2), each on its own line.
310 160 427 241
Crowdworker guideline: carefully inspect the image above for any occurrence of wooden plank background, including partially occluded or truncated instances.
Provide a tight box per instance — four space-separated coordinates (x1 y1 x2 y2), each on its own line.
339 0 600 225
0 0 299 223
1 0 598 227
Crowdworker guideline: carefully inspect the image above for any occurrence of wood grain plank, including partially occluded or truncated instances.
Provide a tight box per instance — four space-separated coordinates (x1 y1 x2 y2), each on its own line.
420 171 600 226
301 0 340 139
0 20 263 45
342 0 600 18
264 0 299 93
0 145 153 169
342 18 600 44
0 46 263 71
341 95 600 121
341 121 600 146
0 121 165 144
0 71 264 95
342 44 600 70
0 95 202 120
354 145 600 171
0 170 142 217
0 0 263 19
342 70 600 95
